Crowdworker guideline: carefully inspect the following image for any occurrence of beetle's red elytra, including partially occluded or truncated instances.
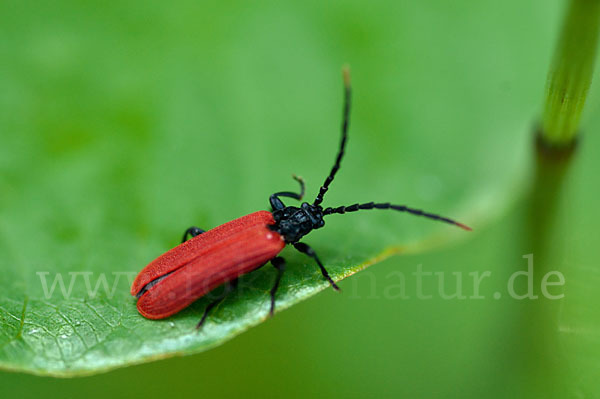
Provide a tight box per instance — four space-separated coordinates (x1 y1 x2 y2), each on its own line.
132 212 283 319
131 67 471 328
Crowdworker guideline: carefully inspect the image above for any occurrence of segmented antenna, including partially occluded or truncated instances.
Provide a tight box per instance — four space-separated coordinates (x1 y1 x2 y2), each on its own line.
323 202 472 231
313 66 351 207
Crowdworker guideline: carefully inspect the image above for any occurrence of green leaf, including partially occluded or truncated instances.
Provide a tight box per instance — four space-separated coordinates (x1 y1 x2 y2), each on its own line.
0 0 563 376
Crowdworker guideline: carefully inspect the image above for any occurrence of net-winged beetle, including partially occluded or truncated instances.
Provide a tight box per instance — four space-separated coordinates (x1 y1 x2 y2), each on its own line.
131 68 471 328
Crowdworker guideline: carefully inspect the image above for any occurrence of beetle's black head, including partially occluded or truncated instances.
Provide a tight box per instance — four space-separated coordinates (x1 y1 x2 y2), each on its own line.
270 202 324 243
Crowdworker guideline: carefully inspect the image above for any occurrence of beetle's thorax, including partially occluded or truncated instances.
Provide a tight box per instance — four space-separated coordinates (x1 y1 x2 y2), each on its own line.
270 202 325 243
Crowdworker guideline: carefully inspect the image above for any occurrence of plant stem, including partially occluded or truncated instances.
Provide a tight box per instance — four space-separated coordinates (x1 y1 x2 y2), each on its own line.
541 0 600 147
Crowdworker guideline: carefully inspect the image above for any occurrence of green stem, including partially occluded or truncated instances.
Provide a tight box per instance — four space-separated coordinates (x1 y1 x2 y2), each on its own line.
541 0 600 147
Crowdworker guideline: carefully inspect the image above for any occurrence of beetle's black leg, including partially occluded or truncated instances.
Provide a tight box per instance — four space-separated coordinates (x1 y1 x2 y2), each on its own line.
182 227 205 243
269 257 286 316
293 242 340 291
269 175 305 210
270 195 286 211
196 278 238 329
292 174 305 199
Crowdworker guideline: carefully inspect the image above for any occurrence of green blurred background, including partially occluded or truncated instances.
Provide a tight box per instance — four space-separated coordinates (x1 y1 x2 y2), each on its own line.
3 0 600 397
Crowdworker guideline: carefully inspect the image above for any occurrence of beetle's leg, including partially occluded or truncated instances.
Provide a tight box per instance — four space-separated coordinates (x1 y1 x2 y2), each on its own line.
196 278 238 329
269 175 305 210
269 257 286 316
269 195 286 211
182 227 205 243
292 174 305 199
293 242 340 291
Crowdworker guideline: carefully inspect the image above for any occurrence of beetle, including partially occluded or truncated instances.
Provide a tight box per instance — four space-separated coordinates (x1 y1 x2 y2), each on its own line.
131 68 471 328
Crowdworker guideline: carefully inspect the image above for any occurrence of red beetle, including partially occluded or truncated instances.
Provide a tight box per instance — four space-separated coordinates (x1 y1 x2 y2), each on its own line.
131 68 471 327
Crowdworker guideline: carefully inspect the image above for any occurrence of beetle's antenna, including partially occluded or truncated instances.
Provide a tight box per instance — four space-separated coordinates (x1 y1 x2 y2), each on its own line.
323 202 472 231
313 66 351 207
